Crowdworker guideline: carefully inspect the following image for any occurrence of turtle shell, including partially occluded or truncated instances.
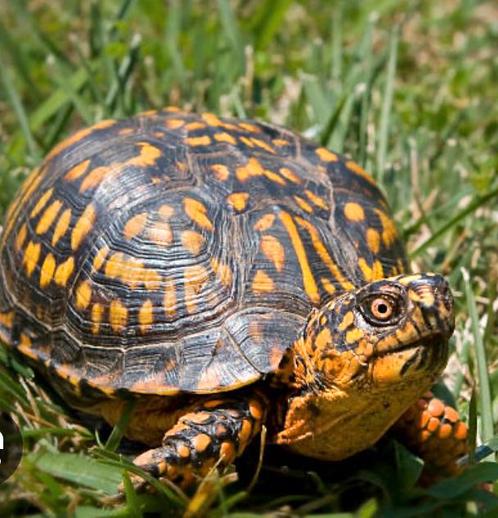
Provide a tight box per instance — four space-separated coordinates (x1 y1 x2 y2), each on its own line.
0 109 406 398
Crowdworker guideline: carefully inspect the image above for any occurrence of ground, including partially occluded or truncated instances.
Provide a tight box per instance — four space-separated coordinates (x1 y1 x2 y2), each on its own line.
0 1 497 516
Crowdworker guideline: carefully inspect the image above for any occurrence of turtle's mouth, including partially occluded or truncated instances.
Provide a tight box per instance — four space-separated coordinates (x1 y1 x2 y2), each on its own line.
374 333 446 358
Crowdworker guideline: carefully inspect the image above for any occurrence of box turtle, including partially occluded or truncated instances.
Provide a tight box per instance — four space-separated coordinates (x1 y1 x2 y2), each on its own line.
0 108 468 488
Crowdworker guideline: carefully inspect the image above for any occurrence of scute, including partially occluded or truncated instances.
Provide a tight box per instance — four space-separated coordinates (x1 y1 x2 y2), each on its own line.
0 109 407 398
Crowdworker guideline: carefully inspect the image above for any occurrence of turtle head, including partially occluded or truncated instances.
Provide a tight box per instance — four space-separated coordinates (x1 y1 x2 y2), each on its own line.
276 273 454 460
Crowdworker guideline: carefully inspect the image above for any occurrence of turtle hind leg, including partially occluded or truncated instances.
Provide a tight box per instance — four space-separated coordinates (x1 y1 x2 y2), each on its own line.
130 392 266 488
393 391 469 483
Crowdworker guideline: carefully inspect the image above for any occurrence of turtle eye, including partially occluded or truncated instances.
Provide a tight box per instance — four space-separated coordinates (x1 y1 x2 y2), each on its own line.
361 295 402 326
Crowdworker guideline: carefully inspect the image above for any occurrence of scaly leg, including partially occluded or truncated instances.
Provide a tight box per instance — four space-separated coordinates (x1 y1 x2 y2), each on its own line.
130 392 266 487
393 391 468 481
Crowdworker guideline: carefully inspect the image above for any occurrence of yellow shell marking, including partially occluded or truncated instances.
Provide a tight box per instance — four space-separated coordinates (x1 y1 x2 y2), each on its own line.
185 121 206 131
240 136 255 148
346 160 376 185
15 223 28 251
184 264 209 314
124 213 148 240
273 138 290 146
279 212 320 304
64 159 90 182
293 196 313 213
139 300 154 333
75 281 92 310
110 299 128 332
263 169 286 186
92 246 109 271
165 118 185 129
210 164 230 181
46 119 115 161
227 192 249 212
250 137 275 153
315 147 338 162
305 189 328 210
184 198 213 231
36 200 63 235
239 122 261 133
214 132 237 145
40 253 56 288
344 202 365 222
148 221 173 246
202 113 223 126
321 277 336 294
260 235 285 272
186 135 211 146
253 214 275 231
128 143 162 167
366 228 381 254
52 208 72 246
358 258 384 281
279 167 301 184
91 303 103 334
296 216 354 291
236 157 264 182
23 241 41 277
375 209 398 247
54 257 75 286
252 269 275 293
163 278 177 317
181 230 204 255
30 188 54 219
211 258 232 287
0 311 14 329
80 166 109 192
71 204 96 250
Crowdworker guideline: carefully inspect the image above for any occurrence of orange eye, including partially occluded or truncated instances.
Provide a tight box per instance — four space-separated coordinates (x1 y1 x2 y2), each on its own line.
369 297 395 321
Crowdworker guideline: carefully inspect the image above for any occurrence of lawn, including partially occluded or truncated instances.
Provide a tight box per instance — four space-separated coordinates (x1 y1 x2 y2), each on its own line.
0 0 497 516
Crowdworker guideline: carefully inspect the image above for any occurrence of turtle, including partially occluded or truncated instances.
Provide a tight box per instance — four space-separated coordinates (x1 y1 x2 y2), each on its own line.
0 108 468 488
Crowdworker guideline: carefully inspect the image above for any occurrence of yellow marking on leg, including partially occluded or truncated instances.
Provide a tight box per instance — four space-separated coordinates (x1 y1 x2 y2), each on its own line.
139 300 154 333
227 192 249 212
30 188 54 218
186 135 211 146
236 157 264 182
315 147 338 162
252 270 275 293
54 257 75 286
214 132 236 144
52 208 72 246
260 235 285 272
71 204 96 250
210 164 230 181
366 228 381 254
40 253 56 288
23 241 41 277
181 230 204 255
253 214 275 231
346 160 376 185
344 202 365 222
36 200 63 235
110 299 128 332
46 119 115 161
64 159 90 181
91 303 103 334
15 223 28 251
124 213 147 240
279 211 320 304
75 281 92 310
184 198 213 231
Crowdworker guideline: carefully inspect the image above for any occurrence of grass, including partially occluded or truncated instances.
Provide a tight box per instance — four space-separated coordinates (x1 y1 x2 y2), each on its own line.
0 0 497 515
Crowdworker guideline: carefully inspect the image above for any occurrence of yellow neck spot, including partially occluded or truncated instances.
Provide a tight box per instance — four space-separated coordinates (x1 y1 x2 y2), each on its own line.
338 311 354 332
346 328 364 345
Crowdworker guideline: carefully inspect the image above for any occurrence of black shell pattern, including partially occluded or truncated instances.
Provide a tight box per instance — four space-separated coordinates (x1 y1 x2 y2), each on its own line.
0 109 407 397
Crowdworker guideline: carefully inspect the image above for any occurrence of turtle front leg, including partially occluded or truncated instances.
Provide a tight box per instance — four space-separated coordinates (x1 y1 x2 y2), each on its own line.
130 392 266 488
393 391 469 481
